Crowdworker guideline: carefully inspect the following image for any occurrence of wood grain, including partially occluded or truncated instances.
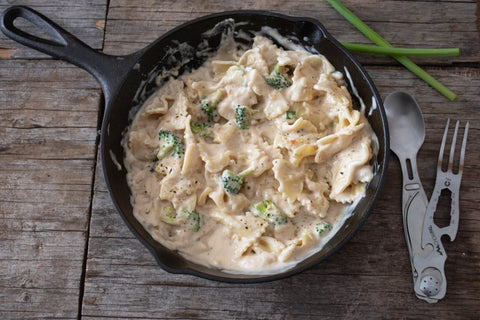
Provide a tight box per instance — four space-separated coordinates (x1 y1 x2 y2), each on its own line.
83 30 480 320
102 0 479 65
0 0 108 59
0 0 107 316
0 0 479 319
0 59 101 318
78 0 480 318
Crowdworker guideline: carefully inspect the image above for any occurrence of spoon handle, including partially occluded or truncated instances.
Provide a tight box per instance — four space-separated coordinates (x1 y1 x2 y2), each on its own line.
399 154 427 252
397 154 439 302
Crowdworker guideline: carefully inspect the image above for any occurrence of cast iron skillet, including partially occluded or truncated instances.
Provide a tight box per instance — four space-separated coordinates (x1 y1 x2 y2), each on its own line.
1 6 389 282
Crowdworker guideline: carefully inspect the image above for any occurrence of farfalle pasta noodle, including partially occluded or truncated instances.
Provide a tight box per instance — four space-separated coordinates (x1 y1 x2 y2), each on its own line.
124 36 374 274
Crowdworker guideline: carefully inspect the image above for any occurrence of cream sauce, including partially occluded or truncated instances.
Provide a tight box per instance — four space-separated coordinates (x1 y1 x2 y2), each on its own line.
123 35 374 274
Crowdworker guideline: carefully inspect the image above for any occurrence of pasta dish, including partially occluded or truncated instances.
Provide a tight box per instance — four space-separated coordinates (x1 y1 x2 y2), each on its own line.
124 35 374 274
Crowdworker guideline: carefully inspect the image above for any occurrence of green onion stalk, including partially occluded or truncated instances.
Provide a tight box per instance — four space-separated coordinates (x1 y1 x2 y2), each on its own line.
326 0 458 101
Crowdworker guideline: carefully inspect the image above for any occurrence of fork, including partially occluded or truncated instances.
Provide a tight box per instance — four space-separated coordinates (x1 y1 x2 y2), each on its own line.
411 119 469 302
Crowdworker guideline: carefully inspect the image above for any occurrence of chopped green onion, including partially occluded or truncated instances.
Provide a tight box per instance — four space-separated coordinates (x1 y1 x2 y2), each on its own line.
341 42 459 57
326 0 457 101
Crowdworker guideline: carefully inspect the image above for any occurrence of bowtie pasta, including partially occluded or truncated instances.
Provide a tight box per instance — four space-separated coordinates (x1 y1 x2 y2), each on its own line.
124 36 374 274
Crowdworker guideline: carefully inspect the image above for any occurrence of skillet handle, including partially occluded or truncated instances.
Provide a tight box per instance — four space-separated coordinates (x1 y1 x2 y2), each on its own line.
0 5 139 104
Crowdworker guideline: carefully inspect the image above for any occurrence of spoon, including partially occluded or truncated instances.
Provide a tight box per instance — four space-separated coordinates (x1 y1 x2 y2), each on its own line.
384 91 436 302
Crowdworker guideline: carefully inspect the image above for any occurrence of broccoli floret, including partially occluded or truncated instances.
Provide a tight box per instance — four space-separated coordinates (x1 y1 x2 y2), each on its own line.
157 130 185 159
235 105 250 129
190 122 213 139
159 206 201 231
285 110 297 120
200 90 222 118
185 209 200 232
254 200 288 225
221 167 255 194
201 100 216 117
315 221 332 236
235 105 260 129
158 205 178 224
265 64 292 89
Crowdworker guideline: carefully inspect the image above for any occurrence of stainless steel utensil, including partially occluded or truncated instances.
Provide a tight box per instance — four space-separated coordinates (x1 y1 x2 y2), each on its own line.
385 91 469 303
414 119 469 300
384 91 432 301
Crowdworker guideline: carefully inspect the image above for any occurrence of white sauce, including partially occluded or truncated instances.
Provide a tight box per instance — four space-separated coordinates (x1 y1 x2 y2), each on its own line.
123 33 375 275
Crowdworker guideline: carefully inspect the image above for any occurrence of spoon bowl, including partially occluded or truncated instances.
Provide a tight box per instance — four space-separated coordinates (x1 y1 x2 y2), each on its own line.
384 91 426 156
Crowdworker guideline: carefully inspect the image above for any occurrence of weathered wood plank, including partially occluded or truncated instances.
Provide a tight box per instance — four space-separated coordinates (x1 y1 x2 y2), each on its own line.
83 4 480 319
0 0 477 318
0 0 108 59
102 0 478 66
0 58 101 318
81 65 480 319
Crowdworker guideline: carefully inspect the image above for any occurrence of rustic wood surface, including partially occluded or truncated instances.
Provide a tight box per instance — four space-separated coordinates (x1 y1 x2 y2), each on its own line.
0 0 479 319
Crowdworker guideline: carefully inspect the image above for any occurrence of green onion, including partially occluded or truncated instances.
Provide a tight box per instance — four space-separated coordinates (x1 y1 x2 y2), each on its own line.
326 0 457 101
341 42 459 57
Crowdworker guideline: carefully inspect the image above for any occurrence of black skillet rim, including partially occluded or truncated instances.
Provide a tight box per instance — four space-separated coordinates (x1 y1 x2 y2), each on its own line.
100 9 390 283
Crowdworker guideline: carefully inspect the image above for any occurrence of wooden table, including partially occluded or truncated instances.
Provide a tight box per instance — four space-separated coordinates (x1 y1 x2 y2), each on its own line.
1 0 479 318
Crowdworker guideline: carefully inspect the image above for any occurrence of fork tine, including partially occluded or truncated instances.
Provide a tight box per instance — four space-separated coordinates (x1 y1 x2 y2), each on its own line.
459 122 469 173
448 120 460 171
438 118 450 169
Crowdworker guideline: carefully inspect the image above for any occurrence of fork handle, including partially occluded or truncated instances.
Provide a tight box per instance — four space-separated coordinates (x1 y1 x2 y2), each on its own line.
446 189 460 241
415 179 455 302
422 179 460 247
